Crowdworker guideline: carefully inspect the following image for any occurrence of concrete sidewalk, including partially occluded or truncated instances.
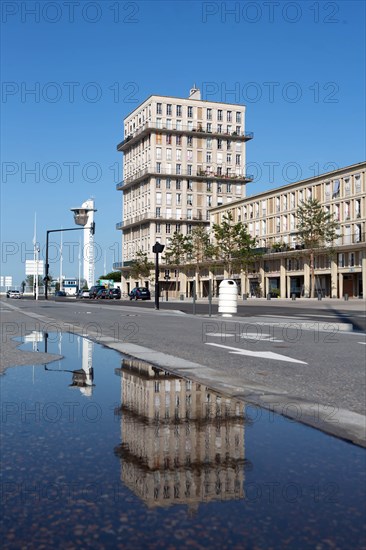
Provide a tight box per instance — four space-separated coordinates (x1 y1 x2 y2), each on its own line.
160 295 366 307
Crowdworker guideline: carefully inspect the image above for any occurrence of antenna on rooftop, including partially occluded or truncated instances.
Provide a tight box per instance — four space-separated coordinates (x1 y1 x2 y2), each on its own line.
189 84 201 100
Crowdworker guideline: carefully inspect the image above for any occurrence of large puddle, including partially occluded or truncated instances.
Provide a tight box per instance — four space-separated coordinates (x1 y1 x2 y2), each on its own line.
1 332 365 549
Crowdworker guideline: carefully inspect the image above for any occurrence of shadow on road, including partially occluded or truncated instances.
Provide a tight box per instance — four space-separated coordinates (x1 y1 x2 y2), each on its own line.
325 305 365 332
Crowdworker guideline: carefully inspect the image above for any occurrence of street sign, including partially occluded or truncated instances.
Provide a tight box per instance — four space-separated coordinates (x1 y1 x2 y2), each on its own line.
25 260 44 276
5 276 12 286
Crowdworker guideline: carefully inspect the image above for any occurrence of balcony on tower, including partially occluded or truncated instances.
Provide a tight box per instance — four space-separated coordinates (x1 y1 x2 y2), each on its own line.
117 122 254 152
119 210 210 230
117 166 254 189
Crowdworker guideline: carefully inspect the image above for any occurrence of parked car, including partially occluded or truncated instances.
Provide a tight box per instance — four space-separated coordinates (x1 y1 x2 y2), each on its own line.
55 291 67 297
89 285 105 299
108 288 121 300
129 287 151 301
96 288 110 299
6 290 22 299
77 289 90 299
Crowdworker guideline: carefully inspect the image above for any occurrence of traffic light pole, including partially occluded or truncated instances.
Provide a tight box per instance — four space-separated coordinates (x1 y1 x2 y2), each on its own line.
44 225 95 300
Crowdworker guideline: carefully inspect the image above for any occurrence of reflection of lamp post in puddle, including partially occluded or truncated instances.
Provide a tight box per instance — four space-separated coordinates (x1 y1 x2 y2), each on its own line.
44 363 95 397
43 333 95 397
68 366 94 397
44 362 95 396
69 338 94 397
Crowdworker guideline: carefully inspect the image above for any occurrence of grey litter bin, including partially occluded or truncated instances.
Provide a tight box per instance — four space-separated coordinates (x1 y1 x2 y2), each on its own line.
344 293 349 301
267 293 271 300
180 294 184 301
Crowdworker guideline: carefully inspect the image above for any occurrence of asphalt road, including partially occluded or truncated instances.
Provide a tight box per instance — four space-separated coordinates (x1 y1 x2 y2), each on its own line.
1 297 365 447
49 295 366 331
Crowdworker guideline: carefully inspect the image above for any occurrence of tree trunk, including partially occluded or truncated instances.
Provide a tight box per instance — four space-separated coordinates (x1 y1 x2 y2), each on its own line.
310 251 315 298
195 267 199 299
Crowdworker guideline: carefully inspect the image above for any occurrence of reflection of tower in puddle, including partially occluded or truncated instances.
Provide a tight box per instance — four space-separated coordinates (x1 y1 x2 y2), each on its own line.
69 338 94 397
115 359 247 509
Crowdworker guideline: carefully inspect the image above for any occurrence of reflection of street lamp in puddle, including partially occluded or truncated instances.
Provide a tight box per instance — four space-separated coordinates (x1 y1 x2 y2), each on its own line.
68 338 95 396
43 333 95 397
44 363 95 397
68 366 95 397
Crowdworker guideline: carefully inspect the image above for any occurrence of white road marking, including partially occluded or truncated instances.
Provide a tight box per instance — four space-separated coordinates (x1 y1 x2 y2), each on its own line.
205 332 284 342
257 313 306 321
358 342 366 345
249 321 352 332
206 342 307 364
303 314 348 318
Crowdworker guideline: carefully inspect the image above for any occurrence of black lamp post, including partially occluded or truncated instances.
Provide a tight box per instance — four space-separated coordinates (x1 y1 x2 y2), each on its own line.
152 242 164 310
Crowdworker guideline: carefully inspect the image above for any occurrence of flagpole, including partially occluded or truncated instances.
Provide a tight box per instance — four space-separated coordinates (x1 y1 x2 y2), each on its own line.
35 244 39 300
33 213 39 300
60 228 63 291
78 236 81 291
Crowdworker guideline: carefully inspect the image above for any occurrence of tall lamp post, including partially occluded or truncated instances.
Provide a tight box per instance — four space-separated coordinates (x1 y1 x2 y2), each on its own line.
152 242 164 310
44 222 95 300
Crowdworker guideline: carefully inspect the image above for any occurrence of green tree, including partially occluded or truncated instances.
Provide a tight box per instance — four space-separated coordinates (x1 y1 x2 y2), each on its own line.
80 279 89 290
186 226 215 266
129 251 154 281
163 232 190 266
212 212 258 280
26 275 44 288
163 232 191 294
98 271 121 283
185 226 215 294
296 198 340 298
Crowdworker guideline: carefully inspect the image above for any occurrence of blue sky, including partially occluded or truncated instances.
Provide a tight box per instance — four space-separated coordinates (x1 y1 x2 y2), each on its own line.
1 0 365 286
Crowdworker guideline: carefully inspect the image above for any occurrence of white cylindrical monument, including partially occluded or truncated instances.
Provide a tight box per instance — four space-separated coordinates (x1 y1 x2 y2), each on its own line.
218 279 238 317
70 199 97 289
